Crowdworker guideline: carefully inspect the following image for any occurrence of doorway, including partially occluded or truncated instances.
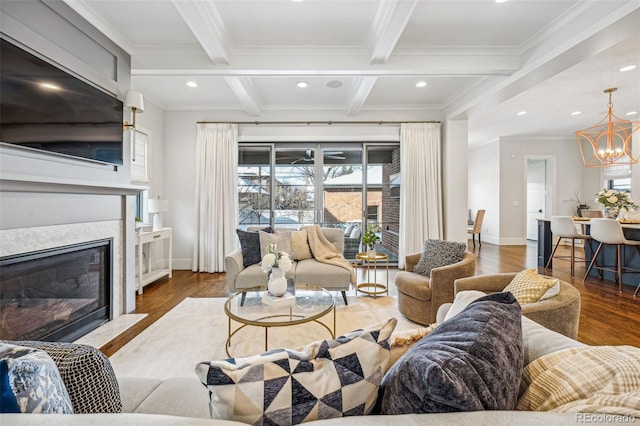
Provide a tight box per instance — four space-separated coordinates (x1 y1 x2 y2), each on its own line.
525 157 554 241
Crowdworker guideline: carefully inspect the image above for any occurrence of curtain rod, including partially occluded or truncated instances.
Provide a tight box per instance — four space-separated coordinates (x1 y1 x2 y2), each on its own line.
196 120 440 125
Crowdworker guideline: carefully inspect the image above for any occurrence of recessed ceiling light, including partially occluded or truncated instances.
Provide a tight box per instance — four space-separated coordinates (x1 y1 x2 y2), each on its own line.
296 81 308 88
516 111 526 116
571 111 582 116
327 80 343 89
290 0 304 3
416 81 427 88
186 81 198 88
39 82 61 91
619 65 636 72
626 111 638 116
495 0 507 3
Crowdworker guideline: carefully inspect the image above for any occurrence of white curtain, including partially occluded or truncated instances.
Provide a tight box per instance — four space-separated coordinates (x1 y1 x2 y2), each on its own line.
192 123 239 272
398 122 443 269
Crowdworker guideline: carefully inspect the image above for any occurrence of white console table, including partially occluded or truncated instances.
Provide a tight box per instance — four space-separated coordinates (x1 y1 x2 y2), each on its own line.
135 227 172 295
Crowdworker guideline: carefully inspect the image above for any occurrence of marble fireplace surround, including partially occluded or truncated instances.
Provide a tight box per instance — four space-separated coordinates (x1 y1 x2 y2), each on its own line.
0 175 146 333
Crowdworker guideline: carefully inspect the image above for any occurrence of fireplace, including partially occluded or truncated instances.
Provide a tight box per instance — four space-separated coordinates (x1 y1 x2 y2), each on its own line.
0 239 113 342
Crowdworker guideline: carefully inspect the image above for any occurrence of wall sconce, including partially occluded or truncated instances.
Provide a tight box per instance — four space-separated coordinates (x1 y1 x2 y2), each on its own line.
148 197 169 231
123 90 144 130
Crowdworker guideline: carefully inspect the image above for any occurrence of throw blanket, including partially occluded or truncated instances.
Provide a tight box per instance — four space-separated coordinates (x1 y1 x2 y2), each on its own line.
304 225 356 284
517 345 640 417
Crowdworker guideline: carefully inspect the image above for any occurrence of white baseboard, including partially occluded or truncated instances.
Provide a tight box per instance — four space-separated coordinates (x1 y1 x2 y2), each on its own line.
173 258 193 270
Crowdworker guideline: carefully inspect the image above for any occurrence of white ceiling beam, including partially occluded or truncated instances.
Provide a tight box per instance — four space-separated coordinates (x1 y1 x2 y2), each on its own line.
171 0 230 65
132 50 520 76
368 0 418 65
347 77 378 116
224 77 261 116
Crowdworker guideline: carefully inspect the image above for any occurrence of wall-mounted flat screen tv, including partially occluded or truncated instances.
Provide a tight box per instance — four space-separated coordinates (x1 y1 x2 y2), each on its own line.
0 38 123 165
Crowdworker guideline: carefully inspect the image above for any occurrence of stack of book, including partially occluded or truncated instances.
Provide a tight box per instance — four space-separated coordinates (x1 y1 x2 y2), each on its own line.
262 291 296 309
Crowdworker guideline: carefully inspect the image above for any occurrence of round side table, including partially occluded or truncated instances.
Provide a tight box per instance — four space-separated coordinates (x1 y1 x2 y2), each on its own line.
354 252 389 298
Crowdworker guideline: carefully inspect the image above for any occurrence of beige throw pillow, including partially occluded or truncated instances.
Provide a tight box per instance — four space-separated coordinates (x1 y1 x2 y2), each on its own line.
503 269 558 305
258 230 291 258
289 229 313 260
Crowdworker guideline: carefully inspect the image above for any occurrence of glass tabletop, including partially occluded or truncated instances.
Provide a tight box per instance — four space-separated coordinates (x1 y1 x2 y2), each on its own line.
225 283 335 326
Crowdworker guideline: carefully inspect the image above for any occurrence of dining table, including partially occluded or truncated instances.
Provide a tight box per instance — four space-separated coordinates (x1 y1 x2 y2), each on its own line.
537 217 640 288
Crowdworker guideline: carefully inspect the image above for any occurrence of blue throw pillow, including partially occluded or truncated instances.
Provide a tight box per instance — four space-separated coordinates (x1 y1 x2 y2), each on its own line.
236 227 273 267
0 342 74 414
378 292 523 414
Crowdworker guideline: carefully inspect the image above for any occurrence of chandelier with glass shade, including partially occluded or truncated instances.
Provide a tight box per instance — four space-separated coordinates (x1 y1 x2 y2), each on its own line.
575 88 640 168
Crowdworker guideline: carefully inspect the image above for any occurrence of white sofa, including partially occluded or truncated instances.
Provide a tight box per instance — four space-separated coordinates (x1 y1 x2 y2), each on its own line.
225 227 352 304
2 315 606 425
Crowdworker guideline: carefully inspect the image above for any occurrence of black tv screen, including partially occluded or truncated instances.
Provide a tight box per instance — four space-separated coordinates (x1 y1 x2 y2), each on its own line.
0 38 124 165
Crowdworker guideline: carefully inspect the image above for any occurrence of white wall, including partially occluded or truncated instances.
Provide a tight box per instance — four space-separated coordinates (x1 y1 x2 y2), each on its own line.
468 141 500 244
443 119 469 243
469 137 600 245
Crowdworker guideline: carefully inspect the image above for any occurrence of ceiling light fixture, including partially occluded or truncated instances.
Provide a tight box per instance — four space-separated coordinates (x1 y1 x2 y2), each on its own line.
571 111 582 116
296 81 308 88
627 111 638 116
516 111 526 116
327 80 343 89
186 81 198 88
495 0 507 3
619 65 637 72
575 87 640 168
416 81 427 88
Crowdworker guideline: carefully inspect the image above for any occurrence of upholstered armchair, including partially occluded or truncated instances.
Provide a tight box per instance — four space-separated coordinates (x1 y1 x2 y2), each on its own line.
395 251 476 325
451 273 581 339
343 226 362 261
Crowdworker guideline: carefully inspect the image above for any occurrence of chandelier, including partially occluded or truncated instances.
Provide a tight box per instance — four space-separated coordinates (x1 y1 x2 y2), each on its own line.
575 88 640 168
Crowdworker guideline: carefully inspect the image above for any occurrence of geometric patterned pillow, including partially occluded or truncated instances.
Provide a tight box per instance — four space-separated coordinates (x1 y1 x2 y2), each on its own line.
503 269 558 305
0 342 74 414
7 341 122 413
195 318 397 425
413 239 467 277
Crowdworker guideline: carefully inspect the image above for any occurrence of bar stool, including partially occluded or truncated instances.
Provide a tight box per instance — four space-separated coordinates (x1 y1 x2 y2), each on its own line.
545 216 593 278
584 218 640 295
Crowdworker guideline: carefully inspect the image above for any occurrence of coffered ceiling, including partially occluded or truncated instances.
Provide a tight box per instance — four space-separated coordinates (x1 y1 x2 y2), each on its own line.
64 0 640 145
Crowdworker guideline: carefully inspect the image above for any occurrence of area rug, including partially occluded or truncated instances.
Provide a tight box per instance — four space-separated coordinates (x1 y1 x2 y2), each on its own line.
109 295 423 379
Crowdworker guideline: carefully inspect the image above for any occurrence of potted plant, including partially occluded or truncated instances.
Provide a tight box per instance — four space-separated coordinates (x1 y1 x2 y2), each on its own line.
569 190 590 217
362 224 381 258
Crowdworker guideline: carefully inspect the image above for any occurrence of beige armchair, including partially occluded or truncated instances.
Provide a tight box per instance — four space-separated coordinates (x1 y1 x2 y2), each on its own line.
395 251 476 325
452 272 581 339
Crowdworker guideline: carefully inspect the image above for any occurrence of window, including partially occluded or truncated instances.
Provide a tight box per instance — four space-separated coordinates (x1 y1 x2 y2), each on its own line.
367 205 379 222
237 142 400 263
604 163 631 193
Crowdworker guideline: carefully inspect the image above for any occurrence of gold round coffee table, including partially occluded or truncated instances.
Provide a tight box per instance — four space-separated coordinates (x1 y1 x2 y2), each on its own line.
224 283 335 356
355 252 389 298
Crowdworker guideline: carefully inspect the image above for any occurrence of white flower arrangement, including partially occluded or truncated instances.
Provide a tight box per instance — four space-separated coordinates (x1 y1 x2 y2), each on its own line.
260 244 292 273
594 188 637 210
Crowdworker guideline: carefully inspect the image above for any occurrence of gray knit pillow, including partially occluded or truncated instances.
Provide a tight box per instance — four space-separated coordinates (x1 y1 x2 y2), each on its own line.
378 292 524 414
5 341 122 413
413 239 466 277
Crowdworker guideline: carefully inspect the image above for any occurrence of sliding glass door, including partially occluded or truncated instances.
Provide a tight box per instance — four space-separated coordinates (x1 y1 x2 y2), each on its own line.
237 143 399 263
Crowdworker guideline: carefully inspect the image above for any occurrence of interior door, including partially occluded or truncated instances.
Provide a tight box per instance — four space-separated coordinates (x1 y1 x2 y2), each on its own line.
526 160 546 240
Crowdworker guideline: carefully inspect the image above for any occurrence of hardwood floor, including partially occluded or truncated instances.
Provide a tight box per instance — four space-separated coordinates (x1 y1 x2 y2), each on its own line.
101 241 640 357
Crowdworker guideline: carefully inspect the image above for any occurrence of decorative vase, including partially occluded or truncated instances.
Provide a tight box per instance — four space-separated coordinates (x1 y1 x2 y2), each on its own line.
268 267 287 296
603 207 619 219
367 249 377 258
